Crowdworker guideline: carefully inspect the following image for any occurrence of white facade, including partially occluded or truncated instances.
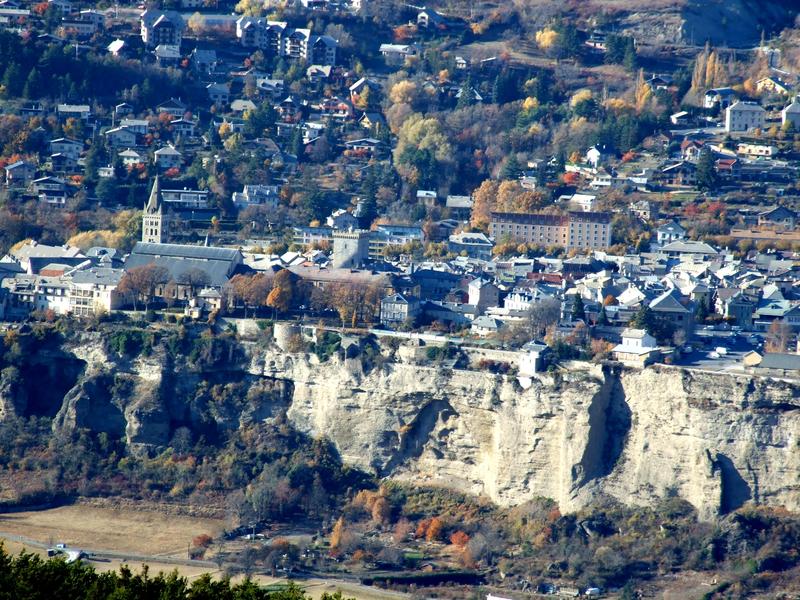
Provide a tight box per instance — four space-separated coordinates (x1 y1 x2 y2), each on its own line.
782 96 800 129
725 101 766 133
235 19 337 65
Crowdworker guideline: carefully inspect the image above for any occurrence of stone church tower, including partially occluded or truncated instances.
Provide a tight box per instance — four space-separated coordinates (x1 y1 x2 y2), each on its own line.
142 175 169 243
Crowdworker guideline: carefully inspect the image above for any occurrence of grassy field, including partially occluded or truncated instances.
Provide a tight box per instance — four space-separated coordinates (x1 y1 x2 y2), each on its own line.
0 505 409 600
0 504 224 557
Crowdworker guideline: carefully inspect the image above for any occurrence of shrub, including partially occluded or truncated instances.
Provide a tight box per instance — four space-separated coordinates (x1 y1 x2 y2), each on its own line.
107 329 152 357
312 332 341 362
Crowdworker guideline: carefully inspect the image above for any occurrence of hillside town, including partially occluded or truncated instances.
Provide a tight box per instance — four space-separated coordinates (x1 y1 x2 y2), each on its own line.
0 0 799 380
3 1 800 599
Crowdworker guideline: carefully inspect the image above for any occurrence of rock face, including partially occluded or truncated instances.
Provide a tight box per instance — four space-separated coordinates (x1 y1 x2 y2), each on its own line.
618 0 796 48
262 349 800 520
20 332 800 520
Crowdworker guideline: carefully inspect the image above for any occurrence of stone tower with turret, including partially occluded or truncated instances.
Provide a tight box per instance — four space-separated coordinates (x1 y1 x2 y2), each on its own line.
142 175 169 243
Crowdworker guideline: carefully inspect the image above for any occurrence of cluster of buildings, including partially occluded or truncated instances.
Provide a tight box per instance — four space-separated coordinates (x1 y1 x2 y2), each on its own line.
235 18 337 66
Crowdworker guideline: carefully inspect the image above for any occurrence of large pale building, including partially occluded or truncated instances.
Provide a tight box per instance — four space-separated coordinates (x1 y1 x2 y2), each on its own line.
235 18 337 65
725 100 766 133
489 211 611 250
140 9 183 48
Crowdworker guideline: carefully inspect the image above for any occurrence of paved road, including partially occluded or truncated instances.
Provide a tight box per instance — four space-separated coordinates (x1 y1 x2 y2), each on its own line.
674 331 762 372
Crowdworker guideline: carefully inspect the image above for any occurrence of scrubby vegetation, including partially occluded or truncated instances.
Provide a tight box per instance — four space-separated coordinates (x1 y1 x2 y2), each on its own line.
1 322 800 598
0 546 351 600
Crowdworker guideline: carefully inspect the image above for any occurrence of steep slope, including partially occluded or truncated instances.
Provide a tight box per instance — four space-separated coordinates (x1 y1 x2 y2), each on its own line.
617 0 798 47
17 331 800 521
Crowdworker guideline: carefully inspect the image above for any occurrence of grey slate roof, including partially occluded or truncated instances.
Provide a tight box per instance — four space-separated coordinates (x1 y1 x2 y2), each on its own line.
70 267 125 286
131 242 240 262
126 242 242 287
758 353 800 371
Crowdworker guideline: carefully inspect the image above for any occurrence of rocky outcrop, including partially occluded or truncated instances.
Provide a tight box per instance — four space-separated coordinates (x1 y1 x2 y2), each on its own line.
259 349 800 520
15 332 800 520
618 0 796 48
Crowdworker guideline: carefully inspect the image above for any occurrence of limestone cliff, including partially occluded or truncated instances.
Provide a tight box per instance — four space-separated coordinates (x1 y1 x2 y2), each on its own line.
257 348 800 520
19 332 800 520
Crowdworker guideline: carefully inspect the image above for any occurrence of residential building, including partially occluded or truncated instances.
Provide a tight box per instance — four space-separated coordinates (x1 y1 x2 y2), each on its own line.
56 104 91 121
191 48 217 73
103 126 137 148
585 144 613 168
170 118 196 138
32 176 67 205
293 226 333 247
737 143 779 157
160 187 210 209
782 96 800 129
60 15 97 37
379 43 419 63
154 44 181 67
234 19 337 65
4 160 35 187
489 211 611 251
154 145 182 170
349 77 380 105
157 98 188 118
703 87 736 110
756 76 791 96
368 225 425 259
232 184 280 209
343 138 387 158
649 288 694 336
445 195 473 221
141 9 184 48
107 39 126 56
656 221 687 244
468 278 499 314
471 315 504 336
118 149 144 166
50 137 83 161
659 161 696 187
119 118 149 135
206 82 230 107
380 293 420 326
758 206 797 230
613 328 661 367
69 267 128 316
417 7 445 29
448 232 494 260
725 101 766 133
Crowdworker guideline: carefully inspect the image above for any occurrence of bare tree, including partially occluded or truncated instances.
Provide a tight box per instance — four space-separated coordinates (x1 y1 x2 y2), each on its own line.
118 264 170 311
525 297 562 338
177 267 211 299
766 320 792 353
